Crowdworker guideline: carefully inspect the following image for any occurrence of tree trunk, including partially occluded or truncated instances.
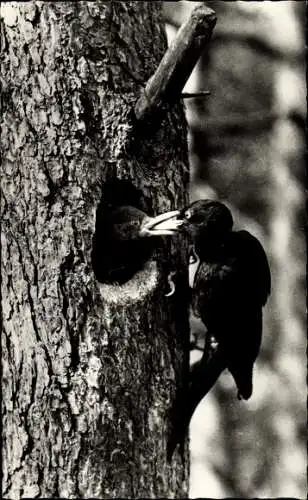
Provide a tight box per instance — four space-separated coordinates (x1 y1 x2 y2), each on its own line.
1 2 190 498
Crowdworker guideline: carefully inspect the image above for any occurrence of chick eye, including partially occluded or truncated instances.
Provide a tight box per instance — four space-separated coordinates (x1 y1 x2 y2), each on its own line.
184 210 192 220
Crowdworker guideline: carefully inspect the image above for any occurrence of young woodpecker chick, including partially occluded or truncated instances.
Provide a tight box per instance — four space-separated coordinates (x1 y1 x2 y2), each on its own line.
168 199 271 458
92 205 181 284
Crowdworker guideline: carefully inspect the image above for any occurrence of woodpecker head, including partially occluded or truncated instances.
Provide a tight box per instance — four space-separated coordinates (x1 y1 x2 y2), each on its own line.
92 205 182 284
107 206 182 241
176 200 233 253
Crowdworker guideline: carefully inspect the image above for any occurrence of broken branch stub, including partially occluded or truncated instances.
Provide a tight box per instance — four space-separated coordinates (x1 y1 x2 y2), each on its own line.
134 5 216 122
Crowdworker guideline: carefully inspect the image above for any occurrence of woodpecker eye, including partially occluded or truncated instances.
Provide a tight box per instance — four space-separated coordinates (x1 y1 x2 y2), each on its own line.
184 210 192 220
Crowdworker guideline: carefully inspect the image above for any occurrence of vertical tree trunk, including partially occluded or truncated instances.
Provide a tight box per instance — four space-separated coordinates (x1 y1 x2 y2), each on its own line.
1 2 190 498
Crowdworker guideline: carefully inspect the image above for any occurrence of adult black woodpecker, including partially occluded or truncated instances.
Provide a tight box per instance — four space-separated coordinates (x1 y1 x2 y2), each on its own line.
91 203 181 284
167 199 271 459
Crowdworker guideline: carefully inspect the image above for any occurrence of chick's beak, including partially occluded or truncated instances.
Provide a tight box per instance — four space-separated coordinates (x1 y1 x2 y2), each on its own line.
140 210 183 236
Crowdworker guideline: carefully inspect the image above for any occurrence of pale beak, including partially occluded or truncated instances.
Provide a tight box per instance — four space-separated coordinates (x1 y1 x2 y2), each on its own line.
140 210 183 236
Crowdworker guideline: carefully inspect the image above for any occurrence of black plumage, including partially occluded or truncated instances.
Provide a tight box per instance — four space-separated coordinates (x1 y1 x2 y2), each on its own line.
168 199 271 458
92 203 181 284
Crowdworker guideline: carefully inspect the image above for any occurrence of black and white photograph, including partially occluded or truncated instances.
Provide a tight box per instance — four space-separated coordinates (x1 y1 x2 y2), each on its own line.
1 1 306 498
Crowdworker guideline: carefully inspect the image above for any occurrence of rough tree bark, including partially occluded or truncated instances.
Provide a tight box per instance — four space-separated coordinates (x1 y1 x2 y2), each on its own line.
1 2 190 498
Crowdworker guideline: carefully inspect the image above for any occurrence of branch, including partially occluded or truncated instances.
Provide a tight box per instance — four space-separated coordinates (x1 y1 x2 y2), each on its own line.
134 5 216 121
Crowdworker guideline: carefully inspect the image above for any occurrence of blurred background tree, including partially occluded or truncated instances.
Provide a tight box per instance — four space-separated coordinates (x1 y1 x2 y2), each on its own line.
164 2 306 498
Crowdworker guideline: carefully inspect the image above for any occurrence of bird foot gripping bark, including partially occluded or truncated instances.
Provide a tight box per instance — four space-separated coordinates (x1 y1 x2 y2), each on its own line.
209 336 219 351
189 245 199 264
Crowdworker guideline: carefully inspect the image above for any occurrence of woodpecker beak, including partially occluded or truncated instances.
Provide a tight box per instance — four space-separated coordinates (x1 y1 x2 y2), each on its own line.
141 210 183 236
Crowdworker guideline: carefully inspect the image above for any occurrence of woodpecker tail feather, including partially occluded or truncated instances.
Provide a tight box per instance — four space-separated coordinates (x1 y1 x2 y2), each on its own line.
228 363 253 400
167 350 226 461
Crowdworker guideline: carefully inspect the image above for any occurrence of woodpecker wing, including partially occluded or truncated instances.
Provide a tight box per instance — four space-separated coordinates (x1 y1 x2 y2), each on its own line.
191 229 271 399
233 230 271 306
192 230 271 320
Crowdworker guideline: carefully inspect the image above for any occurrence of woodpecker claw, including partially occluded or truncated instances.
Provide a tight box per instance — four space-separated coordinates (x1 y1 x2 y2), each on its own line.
209 336 219 350
189 246 199 264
